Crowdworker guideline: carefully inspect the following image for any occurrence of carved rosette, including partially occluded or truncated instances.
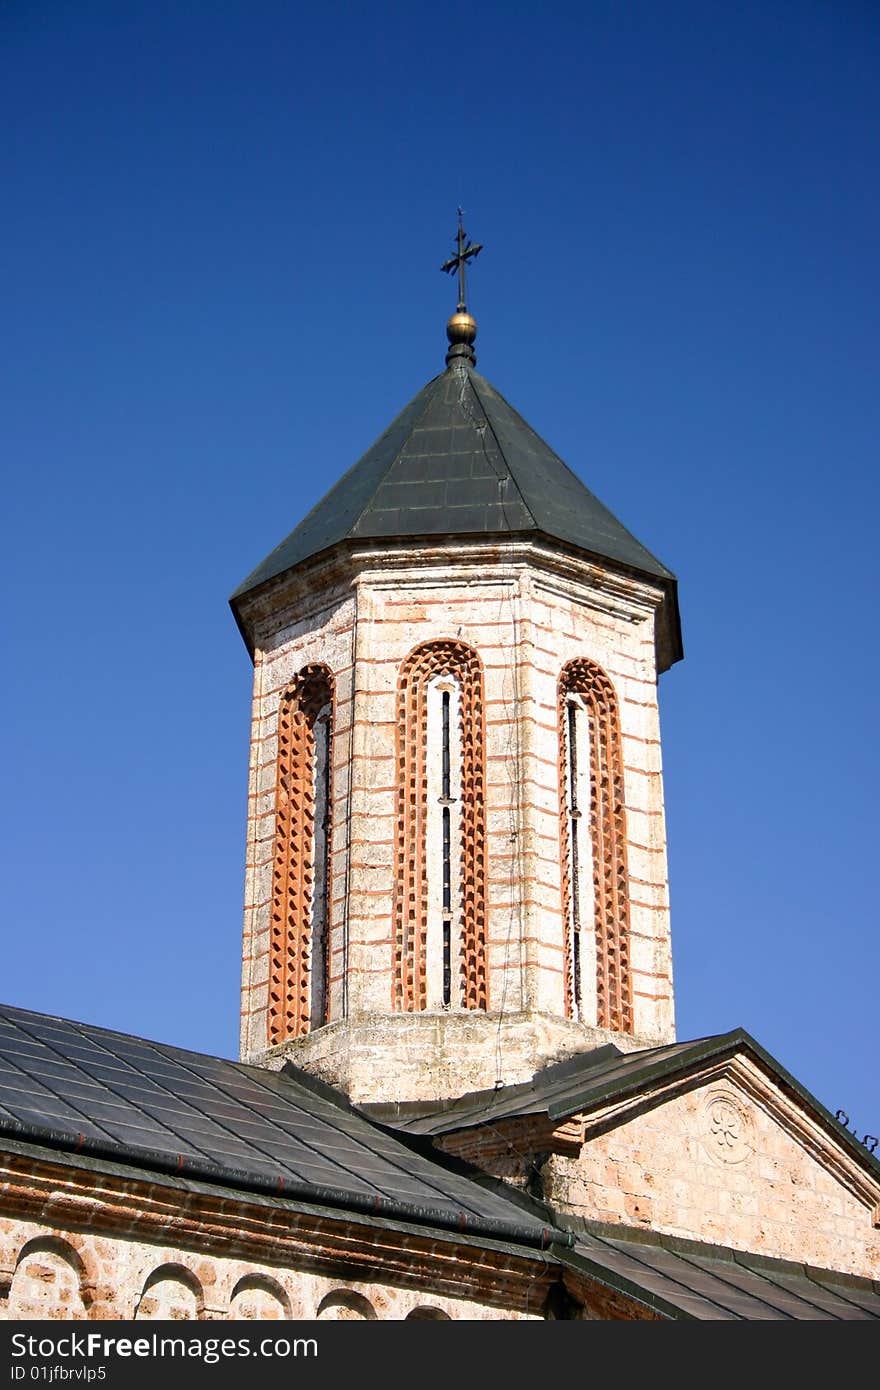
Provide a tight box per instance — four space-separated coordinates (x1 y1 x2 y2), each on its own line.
702 1090 754 1167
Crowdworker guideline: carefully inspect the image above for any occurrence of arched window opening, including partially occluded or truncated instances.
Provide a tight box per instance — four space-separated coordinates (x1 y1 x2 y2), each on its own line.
563 694 595 1019
558 659 632 1033
269 664 334 1044
394 641 486 1013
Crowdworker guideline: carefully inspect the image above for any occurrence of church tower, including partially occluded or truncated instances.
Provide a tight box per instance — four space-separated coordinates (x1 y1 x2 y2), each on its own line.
231 219 682 1103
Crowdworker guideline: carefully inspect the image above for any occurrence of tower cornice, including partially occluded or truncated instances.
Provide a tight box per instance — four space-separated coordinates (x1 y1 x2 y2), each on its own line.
234 533 680 673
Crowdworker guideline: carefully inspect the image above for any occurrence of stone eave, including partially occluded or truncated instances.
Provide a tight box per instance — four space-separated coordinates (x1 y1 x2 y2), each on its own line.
230 532 682 671
434 1113 588 1166
0 1141 562 1316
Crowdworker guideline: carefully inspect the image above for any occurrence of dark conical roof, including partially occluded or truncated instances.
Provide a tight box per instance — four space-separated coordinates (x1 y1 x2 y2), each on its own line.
232 361 681 664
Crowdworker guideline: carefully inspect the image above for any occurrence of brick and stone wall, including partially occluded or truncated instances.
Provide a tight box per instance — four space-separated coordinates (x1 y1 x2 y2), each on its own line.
0 1152 560 1322
543 1075 880 1280
0 1216 538 1320
239 566 356 1061
237 538 675 1102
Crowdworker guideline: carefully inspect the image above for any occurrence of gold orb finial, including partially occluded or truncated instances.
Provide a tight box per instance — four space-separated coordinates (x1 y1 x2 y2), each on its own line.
446 310 477 346
445 310 477 367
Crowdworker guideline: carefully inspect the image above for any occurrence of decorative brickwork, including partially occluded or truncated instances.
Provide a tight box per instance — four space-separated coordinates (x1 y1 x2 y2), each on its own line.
268 665 334 1043
393 641 487 1011
240 541 675 1087
558 659 632 1032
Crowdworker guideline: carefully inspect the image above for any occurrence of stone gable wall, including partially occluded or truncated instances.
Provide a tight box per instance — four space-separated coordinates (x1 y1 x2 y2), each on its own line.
545 1080 880 1279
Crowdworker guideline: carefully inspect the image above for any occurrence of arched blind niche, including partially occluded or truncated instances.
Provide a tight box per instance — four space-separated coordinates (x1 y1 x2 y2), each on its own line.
558 658 632 1033
268 664 334 1042
393 641 487 1013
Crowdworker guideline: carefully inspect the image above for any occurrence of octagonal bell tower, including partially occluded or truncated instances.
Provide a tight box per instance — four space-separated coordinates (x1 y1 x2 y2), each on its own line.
231 225 682 1104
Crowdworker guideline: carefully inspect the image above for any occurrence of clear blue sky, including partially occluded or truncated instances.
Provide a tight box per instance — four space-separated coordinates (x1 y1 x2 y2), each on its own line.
2 1 877 1142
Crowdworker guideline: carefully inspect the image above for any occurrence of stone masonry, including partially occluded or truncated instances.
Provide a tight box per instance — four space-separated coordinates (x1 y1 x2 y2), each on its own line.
434 1061 880 1282
236 537 675 1102
0 1220 538 1321
547 1078 880 1280
0 1153 558 1322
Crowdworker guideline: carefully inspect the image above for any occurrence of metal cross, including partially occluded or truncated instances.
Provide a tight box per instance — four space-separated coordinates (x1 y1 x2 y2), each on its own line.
441 208 483 312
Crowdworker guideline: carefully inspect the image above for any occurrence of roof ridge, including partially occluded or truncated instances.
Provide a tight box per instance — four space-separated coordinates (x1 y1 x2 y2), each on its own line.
469 368 677 579
229 371 445 602
464 368 538 530
470 368 573 471
0 1000 237 1067
572 1215 880 1294
343 370 448 536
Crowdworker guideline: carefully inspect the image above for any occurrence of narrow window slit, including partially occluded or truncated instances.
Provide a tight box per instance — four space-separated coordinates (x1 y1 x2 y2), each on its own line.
566 700 582 1016
442 689 451 799
442 920 451 1007
311 706 332 1029
442 806 452 912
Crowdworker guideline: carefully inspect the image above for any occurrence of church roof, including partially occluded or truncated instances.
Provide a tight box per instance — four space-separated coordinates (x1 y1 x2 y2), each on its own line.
0 1002 551 1247
1 1002 878 1319
230 361 682 665
561 1222 880 1321
367 1028 880 1184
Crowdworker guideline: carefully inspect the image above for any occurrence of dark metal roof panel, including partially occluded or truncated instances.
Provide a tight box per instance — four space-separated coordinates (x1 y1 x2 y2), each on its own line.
675 1249 840 1319
0 1002 549 1238
565 1227 880 1320
349 368 534 540
594 1234 790 1320
806 1268 880 1316
371 1029 880 1187
370 1036 715 1135
230 374 443 598
568 1232 739 1320
231 362 675 605
468 371 674 580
